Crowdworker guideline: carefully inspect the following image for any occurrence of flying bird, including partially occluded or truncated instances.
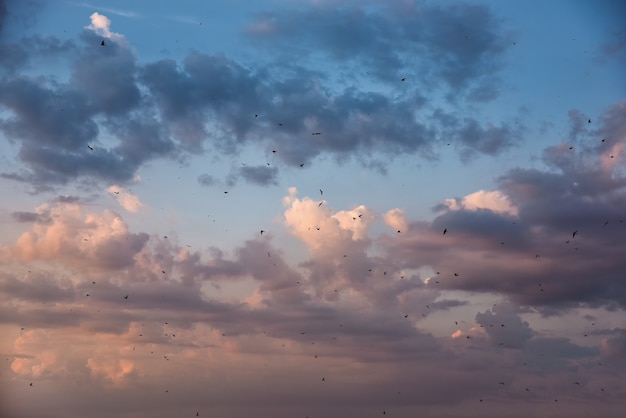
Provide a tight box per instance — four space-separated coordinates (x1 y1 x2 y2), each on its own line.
100 40 106 46
320 189 323 195
87 145 94 151
318 201 323 207
260 230 265 235
572 230 578 238
123 294 129 299
443 228 447 235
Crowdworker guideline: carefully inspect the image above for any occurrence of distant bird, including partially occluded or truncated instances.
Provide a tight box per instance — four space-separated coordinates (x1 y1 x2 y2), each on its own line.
573 230 578 238
443 228 447 235
499 381 505 385
401 77 406 81
318 201 323 207
29 382 33 387
87 145 94 151
272 150 277 153
100 40 106 46
588 119 591 124
603 220 609 227
197 413 199 417
123 294 129 299
322 377 325 381
397 230 401 233
320 189 323 195
300 163 304 167
312 132 321 135
454 273 459 277
260 230 265 235
404 314 408 318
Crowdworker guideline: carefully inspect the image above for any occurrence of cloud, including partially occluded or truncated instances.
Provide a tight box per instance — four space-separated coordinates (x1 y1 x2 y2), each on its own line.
246 2 511 94
197 173 218 187
235 165 279 186
383 208 407 233
85 13 126 44
4 200 149 270
107 186 146 213
438 189 519 216
71 2 140 19
381 101 626 309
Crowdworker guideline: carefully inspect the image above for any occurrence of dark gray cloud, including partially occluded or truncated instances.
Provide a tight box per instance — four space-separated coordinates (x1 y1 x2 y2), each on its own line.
386 101 626 309
197 173 218 187
72 32 140 116
11 210 49 223
246 2 511 94
475 302 533 348
0 0 524 192
235 164 279 186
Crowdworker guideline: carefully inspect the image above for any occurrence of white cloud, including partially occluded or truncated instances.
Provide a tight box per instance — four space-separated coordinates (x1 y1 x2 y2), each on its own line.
442 189 518 216
282 188 374 254
85 12 126 43
107 186 146 213
383 208 408 233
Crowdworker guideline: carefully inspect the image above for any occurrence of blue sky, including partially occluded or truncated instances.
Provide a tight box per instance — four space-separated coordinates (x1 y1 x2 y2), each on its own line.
1 1 625 417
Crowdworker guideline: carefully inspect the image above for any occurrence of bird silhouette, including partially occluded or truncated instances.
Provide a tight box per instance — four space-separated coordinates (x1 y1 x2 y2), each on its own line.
100 40 106 46
87 145 94 151
443 228 447 235
573 230 578 238
124 295 129 299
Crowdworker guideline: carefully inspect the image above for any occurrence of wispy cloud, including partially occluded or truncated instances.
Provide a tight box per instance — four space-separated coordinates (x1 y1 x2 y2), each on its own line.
68 2 140 18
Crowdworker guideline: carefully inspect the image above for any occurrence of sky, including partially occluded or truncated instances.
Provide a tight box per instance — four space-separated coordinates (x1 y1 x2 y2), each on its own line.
0 0 625 417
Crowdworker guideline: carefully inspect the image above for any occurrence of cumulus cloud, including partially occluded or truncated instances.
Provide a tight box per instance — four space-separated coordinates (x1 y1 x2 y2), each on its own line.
85 13 126 44
383 208 408 233
282 187 374 255
439 189 519 216
5 200 149 270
